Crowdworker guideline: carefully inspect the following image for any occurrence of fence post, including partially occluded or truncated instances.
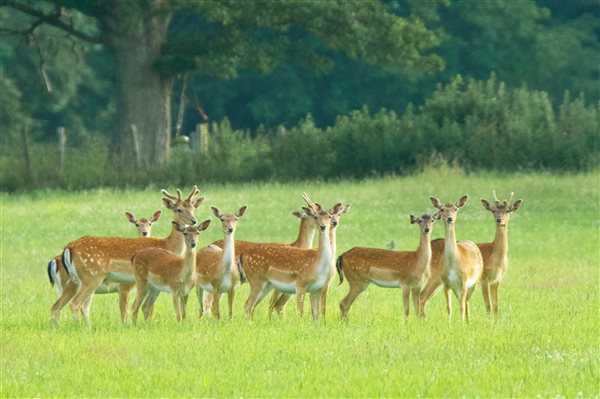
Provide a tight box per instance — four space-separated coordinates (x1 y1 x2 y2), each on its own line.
57 126 66 173
21 124 32 182
131 124 141 168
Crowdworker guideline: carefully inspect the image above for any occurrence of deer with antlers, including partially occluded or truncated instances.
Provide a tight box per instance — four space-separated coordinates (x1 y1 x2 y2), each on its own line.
47 210 161 322
428 195 483 321
478 191 523 315
191 206 248 319
268 193 351 318
50 186 204 325
240 201 341 321
131 220 211 323
419 192 523 318
337 213 439 319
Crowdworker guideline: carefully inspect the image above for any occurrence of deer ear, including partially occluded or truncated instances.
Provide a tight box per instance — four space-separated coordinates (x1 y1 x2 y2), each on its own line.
302 206 315 216
125 212 136 224
331 203 343 214
430 196 442 209
211 207 222 218
481 199 493 212
197 219 211 231
342 204 351 214
172 221 184 232
510 199 523 212
150 210 161 223
237 206 248 217
193 196 205 208
410 215 418 224
163 198 176 210
456 195 468 208
433 212 442 221
291 211 304 219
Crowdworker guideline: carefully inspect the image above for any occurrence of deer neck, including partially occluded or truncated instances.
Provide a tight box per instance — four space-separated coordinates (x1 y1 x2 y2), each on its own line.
329 226 338 262
182 246 197 281
416 232 433 273
290 220 315 249
443 223 459 262
221 231 236 274
315 227 332 272
492 225 509 257
166 224 186 255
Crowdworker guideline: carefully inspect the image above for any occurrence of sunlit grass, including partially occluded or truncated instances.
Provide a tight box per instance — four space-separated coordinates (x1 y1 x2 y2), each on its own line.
1 170 598 397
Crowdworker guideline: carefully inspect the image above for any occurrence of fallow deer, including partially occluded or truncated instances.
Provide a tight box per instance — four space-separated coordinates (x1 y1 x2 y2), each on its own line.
47 210 161 322
269 193 351 318
195 206 248 319
429 195 483 321
50 186 204 324
479 191 523 315
241 203 340 321
337 213 439 319
131 220 211 323
419 192 523 317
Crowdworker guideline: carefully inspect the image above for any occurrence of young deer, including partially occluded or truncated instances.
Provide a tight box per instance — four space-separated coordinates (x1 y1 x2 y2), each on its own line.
430 195 483 321
50 186 204 324
47 210 162 322
195 206 248 319
479 191 523 315
269 193 351 318
241 203 340 322
203 203 317 315
131 220 211 323
337 213 438 319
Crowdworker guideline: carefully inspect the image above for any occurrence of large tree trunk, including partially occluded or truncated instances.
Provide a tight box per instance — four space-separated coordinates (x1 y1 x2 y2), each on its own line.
103 2 173 167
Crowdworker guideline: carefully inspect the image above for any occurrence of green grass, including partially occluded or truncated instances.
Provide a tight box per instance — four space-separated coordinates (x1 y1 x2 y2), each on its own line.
1 169 598 397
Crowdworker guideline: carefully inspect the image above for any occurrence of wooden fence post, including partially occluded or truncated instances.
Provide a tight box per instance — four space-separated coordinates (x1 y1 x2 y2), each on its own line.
57 126 66 173
131 124 141 168
21 124 32 182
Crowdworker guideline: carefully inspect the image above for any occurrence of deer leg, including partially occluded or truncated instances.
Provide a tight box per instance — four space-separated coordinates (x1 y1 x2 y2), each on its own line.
118 283 134 323
267 291 282 317
70 276 104 325
244 282 271 322
310 292 320 321
131 281 150 325
227 287 235 319
296 287 307 318
412 287 421 317
481 279 492 314
203 293 213 317
172 290 183 322
339 283 367 320
196 286 205 319
491 282 500 316
51 280 79 325
274 293 291 316
444 285 452 319
460 283 468 322
419 278 442 317
319 283 330 318
212 290 222 320
142 287 160 321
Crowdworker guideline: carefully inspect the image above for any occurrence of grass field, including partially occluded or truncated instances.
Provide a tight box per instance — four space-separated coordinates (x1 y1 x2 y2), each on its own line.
1 168 598 397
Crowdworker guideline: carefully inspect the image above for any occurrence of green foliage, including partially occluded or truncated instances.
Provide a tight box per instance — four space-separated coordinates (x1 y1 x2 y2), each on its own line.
1 75 598 192
1 172 598 396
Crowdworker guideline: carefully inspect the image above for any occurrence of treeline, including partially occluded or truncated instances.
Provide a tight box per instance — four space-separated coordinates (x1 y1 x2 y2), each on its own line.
2 75 597 192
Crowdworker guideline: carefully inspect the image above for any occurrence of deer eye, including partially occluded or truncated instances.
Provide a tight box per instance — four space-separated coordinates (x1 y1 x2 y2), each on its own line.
135 223 139 227
177 209 183 213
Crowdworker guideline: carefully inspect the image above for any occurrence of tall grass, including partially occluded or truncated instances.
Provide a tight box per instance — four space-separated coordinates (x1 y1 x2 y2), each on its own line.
1 170 598 397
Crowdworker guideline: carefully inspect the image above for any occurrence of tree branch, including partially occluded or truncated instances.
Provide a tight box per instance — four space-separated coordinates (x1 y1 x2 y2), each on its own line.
1 0 104 44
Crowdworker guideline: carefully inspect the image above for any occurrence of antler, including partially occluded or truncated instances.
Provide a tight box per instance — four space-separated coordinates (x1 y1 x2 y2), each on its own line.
301 192 318 212
492 190 501 207
162 188 182 201
186 185 199 201
506 192 515 204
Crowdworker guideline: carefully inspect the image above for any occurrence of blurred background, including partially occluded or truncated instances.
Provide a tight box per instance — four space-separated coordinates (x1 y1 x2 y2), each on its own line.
1 0 598 191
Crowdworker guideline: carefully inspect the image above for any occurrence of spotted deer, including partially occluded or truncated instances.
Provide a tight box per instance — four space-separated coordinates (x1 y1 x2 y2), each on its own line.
195 206 248 319
50 186 204 324
337 213 439 319
47 210 161 322
269 193 351 318
131 220 211 323
479 191 523 315
429 195 483 321
419 192 523 318
240 202 340 321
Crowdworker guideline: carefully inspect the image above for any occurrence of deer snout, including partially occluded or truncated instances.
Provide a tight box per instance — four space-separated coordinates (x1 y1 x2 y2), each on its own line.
496 218 502 224
142 232 148 237
446 217 453 223
227 228 233 233
191 218 198 225
319 225 326 232
190 242 197 248
424 227 430 233
332 220 338 227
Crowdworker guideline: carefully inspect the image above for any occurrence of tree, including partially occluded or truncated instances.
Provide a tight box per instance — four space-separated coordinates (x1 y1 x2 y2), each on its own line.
1 0 443 167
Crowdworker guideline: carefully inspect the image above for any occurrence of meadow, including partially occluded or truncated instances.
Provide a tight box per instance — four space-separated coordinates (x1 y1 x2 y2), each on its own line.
1 168 598 397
